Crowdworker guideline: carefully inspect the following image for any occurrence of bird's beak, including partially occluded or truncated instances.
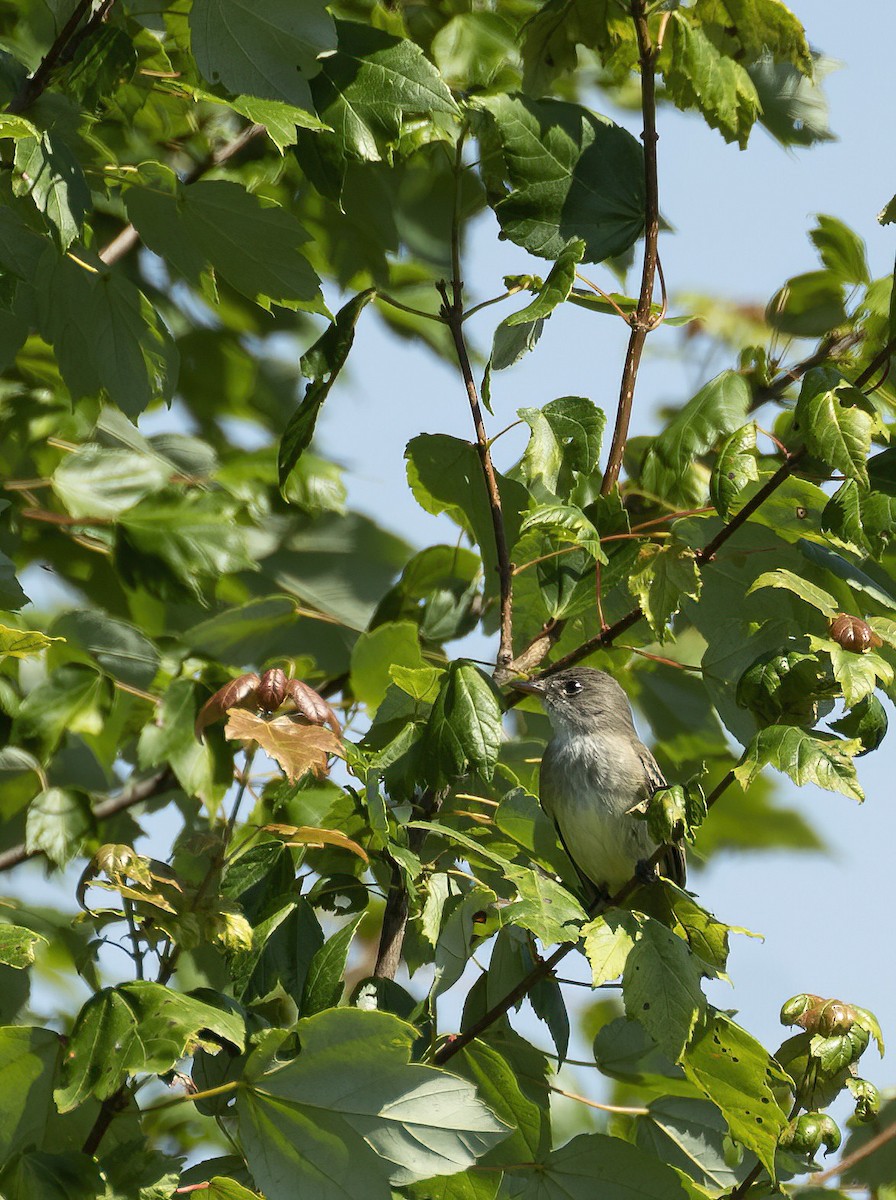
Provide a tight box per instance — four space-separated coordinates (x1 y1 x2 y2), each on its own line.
511 678 546 696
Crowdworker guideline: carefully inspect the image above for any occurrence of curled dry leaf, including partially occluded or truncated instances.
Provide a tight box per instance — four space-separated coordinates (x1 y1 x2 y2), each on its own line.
195 668 341 739
224 708 343 782
263 822 369 863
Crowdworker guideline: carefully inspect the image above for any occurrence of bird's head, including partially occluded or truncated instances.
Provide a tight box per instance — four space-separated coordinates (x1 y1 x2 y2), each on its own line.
513 667 636 736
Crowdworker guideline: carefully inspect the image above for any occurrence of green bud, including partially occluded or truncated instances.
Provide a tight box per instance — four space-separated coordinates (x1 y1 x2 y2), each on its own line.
781 993 824 1028
847 1077 881 1121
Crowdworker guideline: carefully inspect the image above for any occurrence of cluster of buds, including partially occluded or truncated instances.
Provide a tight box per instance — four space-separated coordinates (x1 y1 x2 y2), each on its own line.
195 667 341 740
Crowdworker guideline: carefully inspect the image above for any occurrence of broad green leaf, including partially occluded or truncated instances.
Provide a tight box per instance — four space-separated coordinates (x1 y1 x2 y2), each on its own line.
13 663 107 754
767 271 848 337
189 0 336 110
830 693 888 755
231 94 331 151
127 176 322 310
518 395 606 500
824 462 896 559
237 1009 510 1198
623 919 706 1061
696 0 813 74
424 661 504 785
432 888 498 997
520 502 604 560
406 434 528 598
495 787 578 883
628 542 701 642
593 1016 691 1089
681 1010 789 1179
583 911 637 987
641 372 751 501
513 1131 687 1200
35 250 178 415
308 21 459 163
491 317 544 370
301 913 364 1016
350 622 425 712
432 12 519 91
452 1040 549 1165
0 549 28 610
748 52 836 147
51 445 170 518
278 290 376 488
0 1149 102 1200
390 664 443 703
747 569 838 618
794 368 874 486
0 626 62 658
50 610 160 689
734 725 864 801
14 132 90 251
0 1027 61 1164
817 639 893 707
521 0 638 92
709 423 758 518
0 925 47 970
138 678 231 809
55 982 245 1111
25 788 93 867
474 93 645 263
809 214 869 285
635 1095 753 1193
505 240 585 327
116 489 255 601
797 538 896 609
660 14 760 148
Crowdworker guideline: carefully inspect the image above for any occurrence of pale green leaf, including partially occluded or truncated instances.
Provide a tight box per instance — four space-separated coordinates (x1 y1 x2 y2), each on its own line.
624 919 706 1061
734 725 864 801
709 423 759 518
0 925 47 970
795 368 873 486
424 661 504 784
747 569 838 617
628 542 701 642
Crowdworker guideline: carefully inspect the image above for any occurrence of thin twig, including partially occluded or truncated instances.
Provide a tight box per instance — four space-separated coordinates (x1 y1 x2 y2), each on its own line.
433 770 736 1065
600 0 662 496
373 789 442 980
811 1118 896 1186
7 0 98 113
549 1083 649 1115
438 134 514 672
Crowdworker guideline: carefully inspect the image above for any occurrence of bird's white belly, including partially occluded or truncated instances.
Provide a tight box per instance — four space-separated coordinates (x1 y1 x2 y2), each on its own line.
551 788 655 893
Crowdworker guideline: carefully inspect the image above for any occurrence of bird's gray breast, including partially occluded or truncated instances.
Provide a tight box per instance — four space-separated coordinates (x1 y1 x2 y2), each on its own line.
539 730 659 891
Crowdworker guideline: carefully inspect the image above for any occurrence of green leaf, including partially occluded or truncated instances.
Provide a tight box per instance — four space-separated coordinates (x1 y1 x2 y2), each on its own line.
820 640 893 707
0 549 28 610
424 661 503 785
127 176 322 310
13 663 107 754
301 913 364 1016
138 678 231 809
0 925 47 970
505 240 585 326
809 214 869 285
518 395 606 501
25 787 93 867
520 502 604 561
794 368 874 486
635 1095 753 1193
681 1010 789 1179
35 250 178 415
0 625 62 659
474 93 645 263
830 694 888 755
237 1009 510 1198
748 52 837 148
278 290 376 488
0 1149 102 1200
823 477 896 560
51 444 170 519
697 0 813 74
490 317 544 370
350 621 426 713
660 13 761 148
14 132 90 251
405 434 528 598
116 489 254 601
308 21 459 163
797 538 896 609
641 371 751 501
767 271 848 337
189 0 336 110
710 423 759 518
623 919 706 1061
55 982 245 1111
734 725 864 801
583 911 637 987
512 1131 688 1200
451 1040 549 1165
50 610 160 690
0 1027 60 1164
432 12 519 92
628 542 702 642
747 569 838 617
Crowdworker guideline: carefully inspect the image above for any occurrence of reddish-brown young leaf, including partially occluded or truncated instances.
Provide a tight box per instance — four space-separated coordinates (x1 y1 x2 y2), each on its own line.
195 673 260 738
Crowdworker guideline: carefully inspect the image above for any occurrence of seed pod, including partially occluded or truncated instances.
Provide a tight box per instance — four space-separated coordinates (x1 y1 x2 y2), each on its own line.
781 993 824 1028
829 613 883 654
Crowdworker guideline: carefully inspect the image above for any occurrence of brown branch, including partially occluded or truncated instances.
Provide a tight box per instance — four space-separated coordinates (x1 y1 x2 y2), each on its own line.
0 767 175 874
99 122 266 265
433 770 736 1065
600 0 662 497
7 0 105 114
374 789 443 980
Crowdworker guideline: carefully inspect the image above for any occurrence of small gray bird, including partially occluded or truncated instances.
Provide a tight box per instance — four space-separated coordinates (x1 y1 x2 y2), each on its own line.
515 667 685 898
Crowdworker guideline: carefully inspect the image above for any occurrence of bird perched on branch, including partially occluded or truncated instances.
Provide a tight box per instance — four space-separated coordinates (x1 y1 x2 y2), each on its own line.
514 667 685 899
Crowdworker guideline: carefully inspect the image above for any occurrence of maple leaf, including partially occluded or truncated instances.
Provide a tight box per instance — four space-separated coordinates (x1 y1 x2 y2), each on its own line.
224 709 343 781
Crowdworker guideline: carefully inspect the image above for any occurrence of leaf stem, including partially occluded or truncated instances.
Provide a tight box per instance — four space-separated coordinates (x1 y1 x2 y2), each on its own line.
600 0 662 496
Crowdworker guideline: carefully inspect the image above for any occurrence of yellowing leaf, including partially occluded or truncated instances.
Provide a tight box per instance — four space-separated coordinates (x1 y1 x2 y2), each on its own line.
224 709 343 781
263 822 368 864
0 625 64 659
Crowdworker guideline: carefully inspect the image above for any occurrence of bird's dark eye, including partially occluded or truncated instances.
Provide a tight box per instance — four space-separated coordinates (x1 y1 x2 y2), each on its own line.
561 679 583 696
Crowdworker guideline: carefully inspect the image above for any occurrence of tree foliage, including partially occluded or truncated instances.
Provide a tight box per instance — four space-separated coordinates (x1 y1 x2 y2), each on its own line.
0 1 893 1198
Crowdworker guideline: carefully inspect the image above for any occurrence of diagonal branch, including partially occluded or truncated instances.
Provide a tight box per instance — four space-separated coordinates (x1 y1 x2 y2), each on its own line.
600 0 663 497
7 0 110 115
433 770 737 1065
